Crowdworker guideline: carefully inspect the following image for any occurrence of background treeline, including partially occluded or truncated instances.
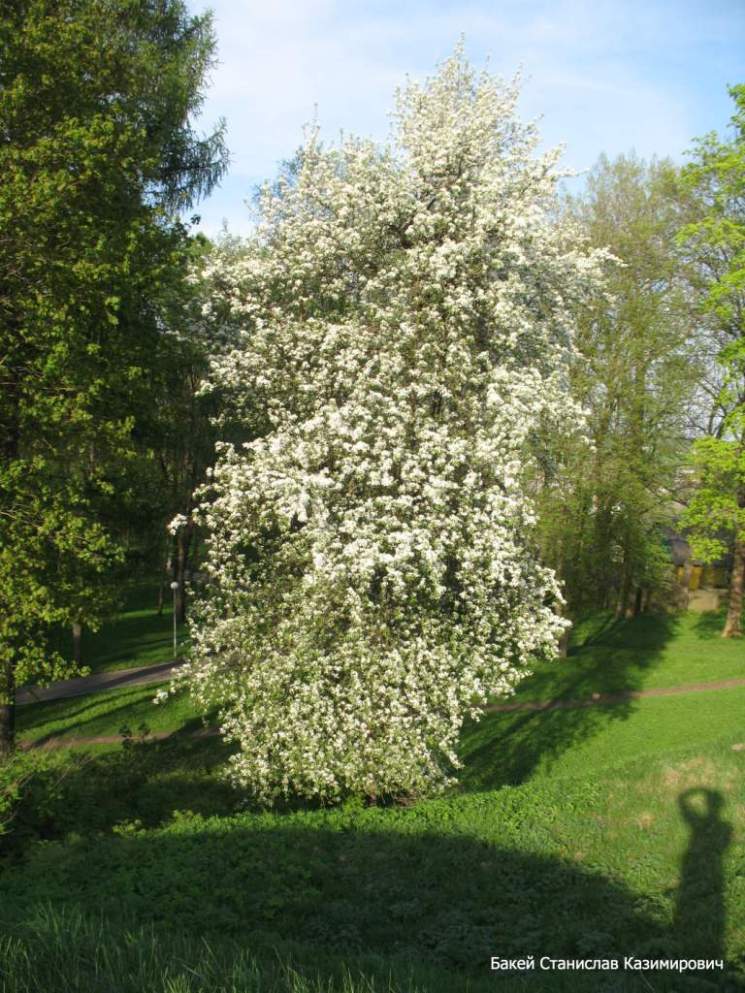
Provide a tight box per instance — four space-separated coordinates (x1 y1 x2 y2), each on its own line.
536 155 701 622
535 111 745 636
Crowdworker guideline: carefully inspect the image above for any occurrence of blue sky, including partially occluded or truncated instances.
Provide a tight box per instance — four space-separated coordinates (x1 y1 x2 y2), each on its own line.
186 0 745 236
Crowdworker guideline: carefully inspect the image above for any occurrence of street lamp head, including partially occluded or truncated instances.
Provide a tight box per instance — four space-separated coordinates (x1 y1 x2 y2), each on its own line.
170 581 179 590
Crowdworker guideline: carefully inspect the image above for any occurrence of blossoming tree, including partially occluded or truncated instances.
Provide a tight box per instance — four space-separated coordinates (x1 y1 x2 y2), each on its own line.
182 51 606 802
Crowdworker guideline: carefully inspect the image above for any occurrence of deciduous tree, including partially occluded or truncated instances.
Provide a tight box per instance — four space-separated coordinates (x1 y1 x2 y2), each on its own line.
181 51 605 802
535 155 700 618
0 0 227 754
679 86 745 638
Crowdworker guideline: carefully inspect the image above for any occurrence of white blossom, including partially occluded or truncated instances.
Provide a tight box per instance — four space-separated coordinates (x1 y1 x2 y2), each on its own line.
180 48 605 803
167 513 189 536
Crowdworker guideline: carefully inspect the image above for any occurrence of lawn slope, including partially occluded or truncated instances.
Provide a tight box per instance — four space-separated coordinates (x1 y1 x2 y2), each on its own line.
2 608 744 992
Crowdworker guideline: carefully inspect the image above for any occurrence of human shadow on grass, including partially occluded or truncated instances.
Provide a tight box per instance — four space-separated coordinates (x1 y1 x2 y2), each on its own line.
2 801 740 992
674 788 733 963
459 613 678 790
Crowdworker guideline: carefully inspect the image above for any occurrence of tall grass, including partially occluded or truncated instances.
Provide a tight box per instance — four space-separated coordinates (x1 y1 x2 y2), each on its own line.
1 906 448 993
3 904 738 993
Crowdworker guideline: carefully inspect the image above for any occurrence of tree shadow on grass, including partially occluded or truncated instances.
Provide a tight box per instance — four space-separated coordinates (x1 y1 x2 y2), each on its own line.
459 613 679 790
567 609 619 650
690 610 729 641
3 717 742 991
81 610 176 669
1 796 741 992
45 585 183 675
5 734 239 848
17 688 167 744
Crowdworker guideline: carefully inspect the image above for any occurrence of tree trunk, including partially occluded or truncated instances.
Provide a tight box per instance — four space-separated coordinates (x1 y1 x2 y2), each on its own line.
616 565 632 619
680 561 692 610
632 586 643 618
71 621 83 666
1 364 19 757
0 661 16 758
174 583 186 626
722 538 744 638
157 555 173 616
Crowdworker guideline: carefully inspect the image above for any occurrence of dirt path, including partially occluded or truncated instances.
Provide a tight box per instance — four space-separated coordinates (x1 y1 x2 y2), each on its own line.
17 659 185 706
20 674 745 751
484 676 745 713
20 727 219 751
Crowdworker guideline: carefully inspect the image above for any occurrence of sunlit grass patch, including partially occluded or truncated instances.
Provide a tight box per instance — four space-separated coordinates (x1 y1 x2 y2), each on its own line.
17 682 204 747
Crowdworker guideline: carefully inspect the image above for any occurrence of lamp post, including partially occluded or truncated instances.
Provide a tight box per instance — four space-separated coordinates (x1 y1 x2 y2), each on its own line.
170 581 179 657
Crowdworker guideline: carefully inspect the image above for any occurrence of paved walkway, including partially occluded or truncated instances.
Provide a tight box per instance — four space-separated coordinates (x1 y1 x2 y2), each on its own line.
17 659 185 706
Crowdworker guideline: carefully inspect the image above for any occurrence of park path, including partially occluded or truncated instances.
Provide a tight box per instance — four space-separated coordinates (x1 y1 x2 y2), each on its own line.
484 676 745 712
18 670 745 751
17 659 185 706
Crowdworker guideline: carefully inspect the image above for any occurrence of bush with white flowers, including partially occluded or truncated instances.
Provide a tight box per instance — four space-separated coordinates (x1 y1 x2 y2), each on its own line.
182 50 605 802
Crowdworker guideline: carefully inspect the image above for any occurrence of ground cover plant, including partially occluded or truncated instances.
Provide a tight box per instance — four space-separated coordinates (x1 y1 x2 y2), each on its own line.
1 733 743 991
2 606 744 991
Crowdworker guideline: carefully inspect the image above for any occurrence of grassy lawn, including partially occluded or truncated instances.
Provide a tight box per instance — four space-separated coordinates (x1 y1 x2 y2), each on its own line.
2 733 743 991
519 609 745 703
16 682 205 747
3 607 745 992
460 682 745 790
459 608 745 790
50 584 189 676
20 605 744 753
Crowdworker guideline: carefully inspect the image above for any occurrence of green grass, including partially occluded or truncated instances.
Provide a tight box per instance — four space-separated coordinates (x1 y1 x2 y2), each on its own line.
457 606 745 790
460 683 745 790
0 910 469 993
16 682 205 747
51 584 189 676
4 606 745 992
21 606 744 760
2 733 744 991
522 609 745 704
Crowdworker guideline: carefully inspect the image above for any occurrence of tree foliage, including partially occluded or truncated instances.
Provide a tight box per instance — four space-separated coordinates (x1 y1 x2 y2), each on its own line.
180 51 606 802
678 86 745 637
0 0 227 752
536 154 700 617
